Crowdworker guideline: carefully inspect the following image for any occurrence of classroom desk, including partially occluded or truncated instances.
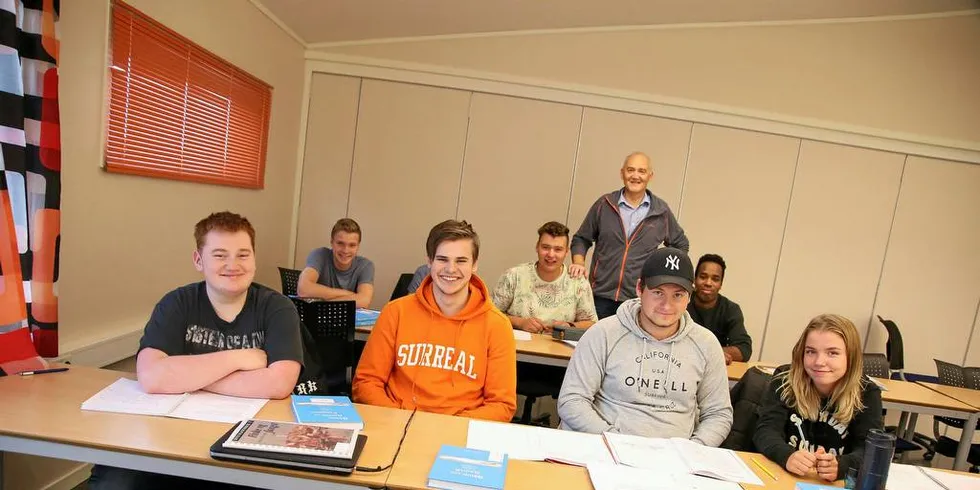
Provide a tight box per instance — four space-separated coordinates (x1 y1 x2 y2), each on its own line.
385 409 840 490
356 327 575 367
0 365 410 490
917 381 980 410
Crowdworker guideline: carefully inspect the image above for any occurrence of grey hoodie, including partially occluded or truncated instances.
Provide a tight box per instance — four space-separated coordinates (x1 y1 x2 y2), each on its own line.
557 299 733 446
571 189 689 303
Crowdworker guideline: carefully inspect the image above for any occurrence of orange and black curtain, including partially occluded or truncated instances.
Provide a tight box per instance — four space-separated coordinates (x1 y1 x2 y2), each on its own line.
0 0 60 360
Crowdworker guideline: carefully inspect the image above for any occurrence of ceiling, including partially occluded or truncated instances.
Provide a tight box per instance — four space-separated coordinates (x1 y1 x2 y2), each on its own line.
255 0 980 45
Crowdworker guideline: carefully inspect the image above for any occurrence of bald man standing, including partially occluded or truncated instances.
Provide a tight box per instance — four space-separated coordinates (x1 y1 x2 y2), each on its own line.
569 152 689 319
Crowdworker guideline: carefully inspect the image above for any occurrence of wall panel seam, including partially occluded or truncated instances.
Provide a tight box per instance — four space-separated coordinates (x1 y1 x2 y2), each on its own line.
759 138 803 361
345 79 365 217
864 155 908 351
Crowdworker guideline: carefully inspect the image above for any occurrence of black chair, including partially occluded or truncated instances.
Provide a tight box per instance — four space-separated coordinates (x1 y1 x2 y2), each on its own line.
863 353 921 456
931 359 980 471
514 363 565 427
876 315 906 379
278 267 301 296
863 353 891 379
722 366 773 451
289 297 356 396
390 273 414 301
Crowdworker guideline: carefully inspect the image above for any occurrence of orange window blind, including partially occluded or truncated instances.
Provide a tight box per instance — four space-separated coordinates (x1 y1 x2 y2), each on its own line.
105 0 272 189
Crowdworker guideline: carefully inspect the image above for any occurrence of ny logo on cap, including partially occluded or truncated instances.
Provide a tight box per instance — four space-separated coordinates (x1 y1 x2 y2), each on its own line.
665 255 680 270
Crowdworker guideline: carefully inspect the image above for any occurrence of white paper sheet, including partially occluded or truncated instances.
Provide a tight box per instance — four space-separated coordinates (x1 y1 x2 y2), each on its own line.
81 378 268 423
513 330 532 341
603 432 687 473
466 420 614 466
920 467 979 490
169 391 268 423
586 462 741 490
562 340 578 348
885 464 946 490
672 437 763 485
81 378 187 417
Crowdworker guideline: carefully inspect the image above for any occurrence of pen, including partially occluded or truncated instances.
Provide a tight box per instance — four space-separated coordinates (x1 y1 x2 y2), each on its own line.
19 367 69 376
751 457 779 481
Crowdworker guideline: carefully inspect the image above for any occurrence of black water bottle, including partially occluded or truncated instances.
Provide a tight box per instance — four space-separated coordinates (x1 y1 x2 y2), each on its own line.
855 429 896 490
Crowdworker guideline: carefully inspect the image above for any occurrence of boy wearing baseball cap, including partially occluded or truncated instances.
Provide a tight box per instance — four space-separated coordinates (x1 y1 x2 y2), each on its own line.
557 247 733 445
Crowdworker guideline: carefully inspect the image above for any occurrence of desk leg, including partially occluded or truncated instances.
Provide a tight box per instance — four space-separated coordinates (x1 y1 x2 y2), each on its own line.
1 450 5 490
953 412 979 472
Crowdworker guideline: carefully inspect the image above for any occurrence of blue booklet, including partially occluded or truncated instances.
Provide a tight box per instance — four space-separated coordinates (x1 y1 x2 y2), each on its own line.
428 445 507 490
290 395 364 430
795 484 839 490
355 308 380 327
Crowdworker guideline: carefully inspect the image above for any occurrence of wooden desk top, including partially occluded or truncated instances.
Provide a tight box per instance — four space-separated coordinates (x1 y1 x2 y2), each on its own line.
515 333 574 360
873 377 975 412
0 365 409 487
386 410 590 490
917 382 980 411
727 362 778 381
385 409 840 490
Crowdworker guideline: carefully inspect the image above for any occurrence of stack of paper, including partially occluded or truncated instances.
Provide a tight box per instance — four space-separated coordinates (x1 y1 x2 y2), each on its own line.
587 462 741 490
466 420 614 466
82 378 267 423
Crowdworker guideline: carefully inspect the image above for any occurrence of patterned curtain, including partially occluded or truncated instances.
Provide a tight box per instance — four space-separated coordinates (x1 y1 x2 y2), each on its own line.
0 0 61 359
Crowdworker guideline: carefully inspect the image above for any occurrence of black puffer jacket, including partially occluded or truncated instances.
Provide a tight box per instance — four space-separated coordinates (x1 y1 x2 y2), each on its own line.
721 366 773 451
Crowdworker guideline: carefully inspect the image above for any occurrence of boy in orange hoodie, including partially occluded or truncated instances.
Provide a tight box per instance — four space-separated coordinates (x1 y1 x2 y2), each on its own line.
353 220 517 422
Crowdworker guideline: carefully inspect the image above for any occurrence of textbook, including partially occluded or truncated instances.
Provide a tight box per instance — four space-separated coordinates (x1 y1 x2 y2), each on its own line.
210 423 367 474
355 308 380 326
291 395 364 430
602 433 763 485
428 445 508 490
223 419 359 460
81 378 267 423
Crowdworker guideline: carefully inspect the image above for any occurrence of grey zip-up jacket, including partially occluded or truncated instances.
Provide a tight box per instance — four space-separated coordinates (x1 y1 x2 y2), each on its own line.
557 299 733 446
571 189 688 302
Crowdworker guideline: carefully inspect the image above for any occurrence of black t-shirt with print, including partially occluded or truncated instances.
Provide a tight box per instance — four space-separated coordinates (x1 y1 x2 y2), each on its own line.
138 282 324 394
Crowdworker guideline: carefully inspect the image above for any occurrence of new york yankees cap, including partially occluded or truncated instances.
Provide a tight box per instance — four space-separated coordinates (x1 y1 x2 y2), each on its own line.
641 247 694 293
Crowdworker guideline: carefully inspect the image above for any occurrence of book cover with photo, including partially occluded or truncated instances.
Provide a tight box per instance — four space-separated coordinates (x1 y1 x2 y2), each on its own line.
223 419 358 460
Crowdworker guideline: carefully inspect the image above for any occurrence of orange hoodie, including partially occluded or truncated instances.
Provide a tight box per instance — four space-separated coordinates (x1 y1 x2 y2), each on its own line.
352 274 517 422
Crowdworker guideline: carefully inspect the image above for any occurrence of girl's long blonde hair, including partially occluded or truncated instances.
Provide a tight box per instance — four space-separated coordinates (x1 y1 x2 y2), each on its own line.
778 314 866 425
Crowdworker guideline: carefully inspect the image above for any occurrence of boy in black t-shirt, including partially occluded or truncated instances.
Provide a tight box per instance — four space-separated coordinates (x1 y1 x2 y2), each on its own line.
89 212 319 490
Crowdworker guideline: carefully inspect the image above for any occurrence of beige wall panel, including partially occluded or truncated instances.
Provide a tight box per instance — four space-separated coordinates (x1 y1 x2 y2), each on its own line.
318 15 980 145
293 74 361 267
59 0 304 352
457 94 582 289
762 142 904 365
681 125 800 361
568 108 692 236
965 302 980 366
348 81 471 308
872 157 980 374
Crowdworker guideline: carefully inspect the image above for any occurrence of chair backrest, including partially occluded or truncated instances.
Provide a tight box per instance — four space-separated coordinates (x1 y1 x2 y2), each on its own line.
963 367 980 390
390 272 415 302
862 353 891 379
289 297 356 395
722 366 774 451
278 267 301 296
876 315 905 371
934 359 967 388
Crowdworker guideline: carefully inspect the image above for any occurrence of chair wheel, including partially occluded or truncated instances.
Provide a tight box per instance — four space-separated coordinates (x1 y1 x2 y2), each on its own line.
923 453 934 461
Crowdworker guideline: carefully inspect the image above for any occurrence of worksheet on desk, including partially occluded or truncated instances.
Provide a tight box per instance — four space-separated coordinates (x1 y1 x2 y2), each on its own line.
587 462 740 490
81 378 267 423
466 420 614 466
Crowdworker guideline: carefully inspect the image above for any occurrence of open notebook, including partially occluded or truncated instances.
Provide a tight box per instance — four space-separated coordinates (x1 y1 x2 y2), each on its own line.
81 378 268 423
466 420 761 486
